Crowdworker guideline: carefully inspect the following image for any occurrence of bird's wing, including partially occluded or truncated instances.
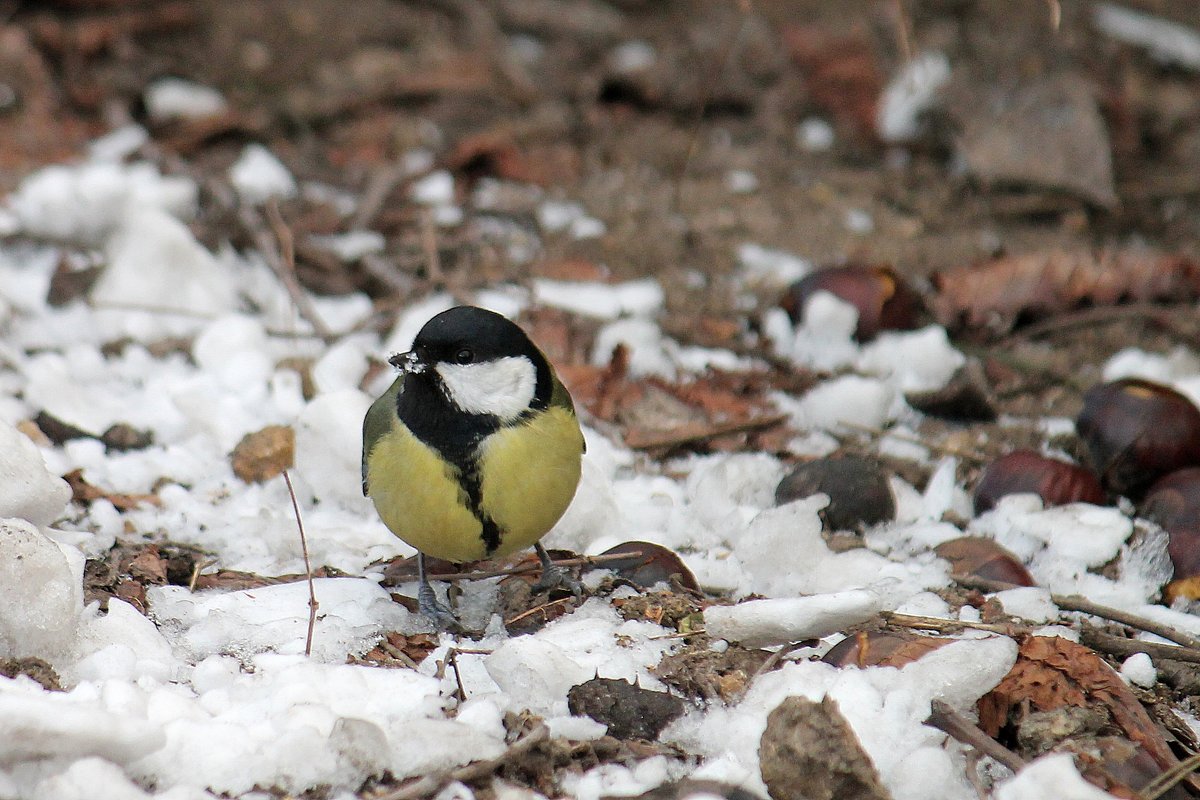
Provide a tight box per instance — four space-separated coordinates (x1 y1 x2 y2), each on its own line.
362 376 404 496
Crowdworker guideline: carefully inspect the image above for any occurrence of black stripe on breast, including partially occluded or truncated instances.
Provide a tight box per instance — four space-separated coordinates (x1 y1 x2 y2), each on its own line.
396 373 505 554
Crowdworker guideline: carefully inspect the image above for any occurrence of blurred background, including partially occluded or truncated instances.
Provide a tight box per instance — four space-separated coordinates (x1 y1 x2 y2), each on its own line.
4 1 1200 333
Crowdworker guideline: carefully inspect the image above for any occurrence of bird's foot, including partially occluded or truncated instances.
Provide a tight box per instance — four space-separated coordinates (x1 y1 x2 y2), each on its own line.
418 581 464 633
533 545 584 598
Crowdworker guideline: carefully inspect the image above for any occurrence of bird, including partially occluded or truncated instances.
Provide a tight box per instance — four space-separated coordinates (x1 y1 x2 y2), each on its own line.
362 305 586 628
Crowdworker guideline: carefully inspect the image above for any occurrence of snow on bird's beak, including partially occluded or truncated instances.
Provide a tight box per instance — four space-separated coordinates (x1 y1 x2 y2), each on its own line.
388 350 427 374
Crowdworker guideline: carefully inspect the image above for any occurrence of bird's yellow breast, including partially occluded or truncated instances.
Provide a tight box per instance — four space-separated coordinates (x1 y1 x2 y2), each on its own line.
365 407 583 563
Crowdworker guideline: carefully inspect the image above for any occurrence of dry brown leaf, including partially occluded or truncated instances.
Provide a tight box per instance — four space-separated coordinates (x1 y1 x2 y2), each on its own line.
931 248 1200 336
230 425 295 484
978 636 1181 778
63 468 160 510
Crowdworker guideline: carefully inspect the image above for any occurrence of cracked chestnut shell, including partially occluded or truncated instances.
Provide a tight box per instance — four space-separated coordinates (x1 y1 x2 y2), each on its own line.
780 264 922 342
1076 378 1200 499
974 450 1105 514
1141 468 1200 600
934 536 1034 586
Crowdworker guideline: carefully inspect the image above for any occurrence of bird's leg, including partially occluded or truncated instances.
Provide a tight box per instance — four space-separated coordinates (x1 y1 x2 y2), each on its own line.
417 552 463 632
532 542 584 598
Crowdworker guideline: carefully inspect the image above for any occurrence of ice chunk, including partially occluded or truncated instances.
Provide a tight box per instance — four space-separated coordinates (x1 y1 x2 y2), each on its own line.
68 599 179 684
704 590 885 647
533 278 664 320
0 518 83 660
293 389 374 509
1093 3 1200 71
877 51 951 142
1120 652 1156 688
0 691 163 765
147 577 409 662
28 756 156 800
0 422 70 527
7 161 197 244
857 325 965 393
484 637 592 717
229 144 297 205
784 375 895 431
995 753 1114 799
144 77 227 122
93 207 238 318
994 587 1057 624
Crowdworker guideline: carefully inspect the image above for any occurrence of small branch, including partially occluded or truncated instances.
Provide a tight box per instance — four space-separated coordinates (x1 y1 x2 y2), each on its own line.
253 199 333 339
415 550 644 583
882 611 1028 637
952 575 1200 650
283 470 319 657
927 699 1027 775
999 303 1200 352
647 628 707 641
419 208 444 285
752 639 816 681
504 597 574 626
351 162 407 232
1078 625 1200 667
1141 750 1200 800
374 721 550 800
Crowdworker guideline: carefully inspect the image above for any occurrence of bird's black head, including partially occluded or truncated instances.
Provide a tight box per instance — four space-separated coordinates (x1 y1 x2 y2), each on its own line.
391 306 553 421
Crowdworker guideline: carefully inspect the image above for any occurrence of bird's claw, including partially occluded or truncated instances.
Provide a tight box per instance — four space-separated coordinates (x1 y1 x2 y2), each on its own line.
418 581 464 633
533 562 584 599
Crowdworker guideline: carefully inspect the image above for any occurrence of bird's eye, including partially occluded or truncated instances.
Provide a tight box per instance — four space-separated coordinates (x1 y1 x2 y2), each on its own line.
454 348 474 364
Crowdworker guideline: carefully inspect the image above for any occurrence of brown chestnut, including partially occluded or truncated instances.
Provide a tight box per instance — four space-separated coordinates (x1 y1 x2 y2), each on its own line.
1141 468 1200 599
780 264 922 342
1076 378 1200 499
934 536 1035 586
974 450 1106 514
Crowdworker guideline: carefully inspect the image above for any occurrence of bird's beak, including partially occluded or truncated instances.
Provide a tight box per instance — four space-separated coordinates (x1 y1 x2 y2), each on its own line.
388 350 427 375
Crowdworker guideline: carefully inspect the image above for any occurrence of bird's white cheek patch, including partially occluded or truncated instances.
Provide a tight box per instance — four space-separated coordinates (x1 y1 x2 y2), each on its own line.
437 356 536 420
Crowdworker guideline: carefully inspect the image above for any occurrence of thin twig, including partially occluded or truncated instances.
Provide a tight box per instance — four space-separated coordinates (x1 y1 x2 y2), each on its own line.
414 550 645 582
1079 625 1200 667
647 628 708 641
890 0 913 63
374 721 550 800
1141 750 1200 800
999 303 1200 352
952 574 1200 650
283 470 319 657
1046 0 1061 31
188 558 218 592
504 597 574 627
255 199 333 339
752 639 816 681
882 611 1028 637
419 208 443 284
927 699 1027 774
351 162 407 231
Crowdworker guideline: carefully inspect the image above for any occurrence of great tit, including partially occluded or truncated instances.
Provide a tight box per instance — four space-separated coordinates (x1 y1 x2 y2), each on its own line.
362 305 585 627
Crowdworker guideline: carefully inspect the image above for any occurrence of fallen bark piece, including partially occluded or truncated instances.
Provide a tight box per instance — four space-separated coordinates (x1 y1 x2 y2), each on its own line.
704 590 883 648
954 74 1117 208
931 248 1200 336
759 695 892 800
